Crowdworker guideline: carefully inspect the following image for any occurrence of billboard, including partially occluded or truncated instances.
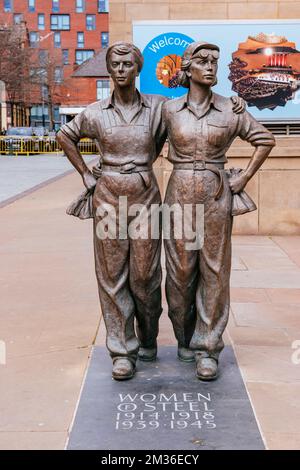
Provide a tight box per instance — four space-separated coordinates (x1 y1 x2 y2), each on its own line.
133 20 300 121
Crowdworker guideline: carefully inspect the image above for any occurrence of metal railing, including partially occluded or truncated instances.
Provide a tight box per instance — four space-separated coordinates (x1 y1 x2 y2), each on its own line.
0 137 99 156
263 122 300 136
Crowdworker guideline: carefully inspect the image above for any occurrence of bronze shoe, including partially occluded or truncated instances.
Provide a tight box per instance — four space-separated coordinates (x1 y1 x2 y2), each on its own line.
112 358 135 380
177 346 195 362
196 357 218 381
138 345 157 362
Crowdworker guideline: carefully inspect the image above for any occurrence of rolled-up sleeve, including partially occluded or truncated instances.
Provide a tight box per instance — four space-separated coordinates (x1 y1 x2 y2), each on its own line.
238 111 276 147
59 110 91 144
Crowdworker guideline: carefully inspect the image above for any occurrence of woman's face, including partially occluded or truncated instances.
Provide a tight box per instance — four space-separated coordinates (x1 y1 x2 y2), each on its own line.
109 52 139 88
188 49 218 87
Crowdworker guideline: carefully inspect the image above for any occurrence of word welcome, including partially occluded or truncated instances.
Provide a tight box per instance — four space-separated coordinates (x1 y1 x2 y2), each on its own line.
148 36 192 53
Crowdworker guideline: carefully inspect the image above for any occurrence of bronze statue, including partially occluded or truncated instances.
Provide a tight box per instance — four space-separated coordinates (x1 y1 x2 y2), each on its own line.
57 42 168 380
162 41 275 381
56 41 246 381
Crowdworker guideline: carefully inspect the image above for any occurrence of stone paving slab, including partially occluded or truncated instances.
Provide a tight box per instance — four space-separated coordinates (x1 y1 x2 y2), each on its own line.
0 170 99 449
0 155 97 205
0 348 91 433
0 432 68 451
231 269 300 289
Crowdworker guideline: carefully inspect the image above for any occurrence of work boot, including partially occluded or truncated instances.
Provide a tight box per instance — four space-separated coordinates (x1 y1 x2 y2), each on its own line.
138 344 157 362
196 356 218 381
177 346 195 362
112 358 135 380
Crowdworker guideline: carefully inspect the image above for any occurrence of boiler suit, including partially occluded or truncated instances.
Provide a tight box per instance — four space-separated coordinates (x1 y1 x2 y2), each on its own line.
162 92 275 360
60 92 167 365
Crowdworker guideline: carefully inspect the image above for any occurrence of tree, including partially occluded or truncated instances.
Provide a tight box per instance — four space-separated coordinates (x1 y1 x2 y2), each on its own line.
0 20 31 126
0 18 66 130
29 47 65 130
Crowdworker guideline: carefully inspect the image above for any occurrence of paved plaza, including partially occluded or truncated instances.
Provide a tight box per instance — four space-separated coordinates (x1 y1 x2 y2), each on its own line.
0 156 299 449
0 155 96 206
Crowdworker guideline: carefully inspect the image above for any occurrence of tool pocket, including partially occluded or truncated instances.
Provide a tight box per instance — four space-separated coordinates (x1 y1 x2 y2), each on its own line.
207 120 229 147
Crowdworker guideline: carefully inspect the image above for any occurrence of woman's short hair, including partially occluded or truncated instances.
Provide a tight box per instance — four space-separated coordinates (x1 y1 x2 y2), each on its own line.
106 42 144 73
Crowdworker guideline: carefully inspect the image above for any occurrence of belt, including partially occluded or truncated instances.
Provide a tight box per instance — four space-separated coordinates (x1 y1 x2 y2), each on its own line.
173 161 225 200
101 162 152 174
174 161 224 170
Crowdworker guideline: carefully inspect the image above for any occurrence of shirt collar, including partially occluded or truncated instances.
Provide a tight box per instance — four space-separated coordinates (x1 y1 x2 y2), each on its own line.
101 90 151 110
176 92 222 113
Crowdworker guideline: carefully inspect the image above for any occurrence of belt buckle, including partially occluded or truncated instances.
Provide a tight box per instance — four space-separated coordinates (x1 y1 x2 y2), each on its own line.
120 162 137 174
193 160 206 171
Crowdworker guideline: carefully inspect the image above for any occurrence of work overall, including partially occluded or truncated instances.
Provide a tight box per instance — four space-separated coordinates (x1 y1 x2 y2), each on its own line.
163 92 274 361
164 164 232 360
92 101 163 365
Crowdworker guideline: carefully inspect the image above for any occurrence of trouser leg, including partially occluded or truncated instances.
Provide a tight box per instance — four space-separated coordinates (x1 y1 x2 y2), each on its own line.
93 225 139 363
130 236 162 348
164 171 199 347
190 176 232 360
129 182 163 348
93 183 139 363
165 236 198 348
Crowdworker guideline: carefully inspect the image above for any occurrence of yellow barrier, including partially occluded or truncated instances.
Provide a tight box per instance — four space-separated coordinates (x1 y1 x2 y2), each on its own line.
0 137 99 156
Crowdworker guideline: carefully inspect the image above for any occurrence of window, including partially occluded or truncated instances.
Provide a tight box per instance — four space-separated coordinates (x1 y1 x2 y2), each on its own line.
75 50 94 65
77 32 84 48
52 0 59 12
38 14 45 30
51 15 70 30
54 32 61 48
54 67 63 83
30 106 59 130
29 32 38 47
14 14 23 24
97 80 110 100
36 67 47 79
30 67 47 83
101 32 109 49
98 0 109 13
31 105 49 118
86 14 95 31
28 0 35 12
4 0 12 12
30 67 46 82
41 85 48 100
39 49 48 64
62 49 69 65
76 0 85 13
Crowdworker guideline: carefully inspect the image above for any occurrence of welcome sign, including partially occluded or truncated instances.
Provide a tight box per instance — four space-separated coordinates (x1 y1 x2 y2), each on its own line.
133 20 300 121
140 32 194 98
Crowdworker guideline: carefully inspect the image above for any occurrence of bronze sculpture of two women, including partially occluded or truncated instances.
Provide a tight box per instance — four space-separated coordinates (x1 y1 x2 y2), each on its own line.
57 41 275 382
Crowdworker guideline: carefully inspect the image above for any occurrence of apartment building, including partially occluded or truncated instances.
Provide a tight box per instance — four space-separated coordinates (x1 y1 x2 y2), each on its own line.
1 0 109 128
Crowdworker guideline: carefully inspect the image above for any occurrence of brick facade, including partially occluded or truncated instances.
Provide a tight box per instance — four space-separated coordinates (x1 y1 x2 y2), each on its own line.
1 0 109 125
